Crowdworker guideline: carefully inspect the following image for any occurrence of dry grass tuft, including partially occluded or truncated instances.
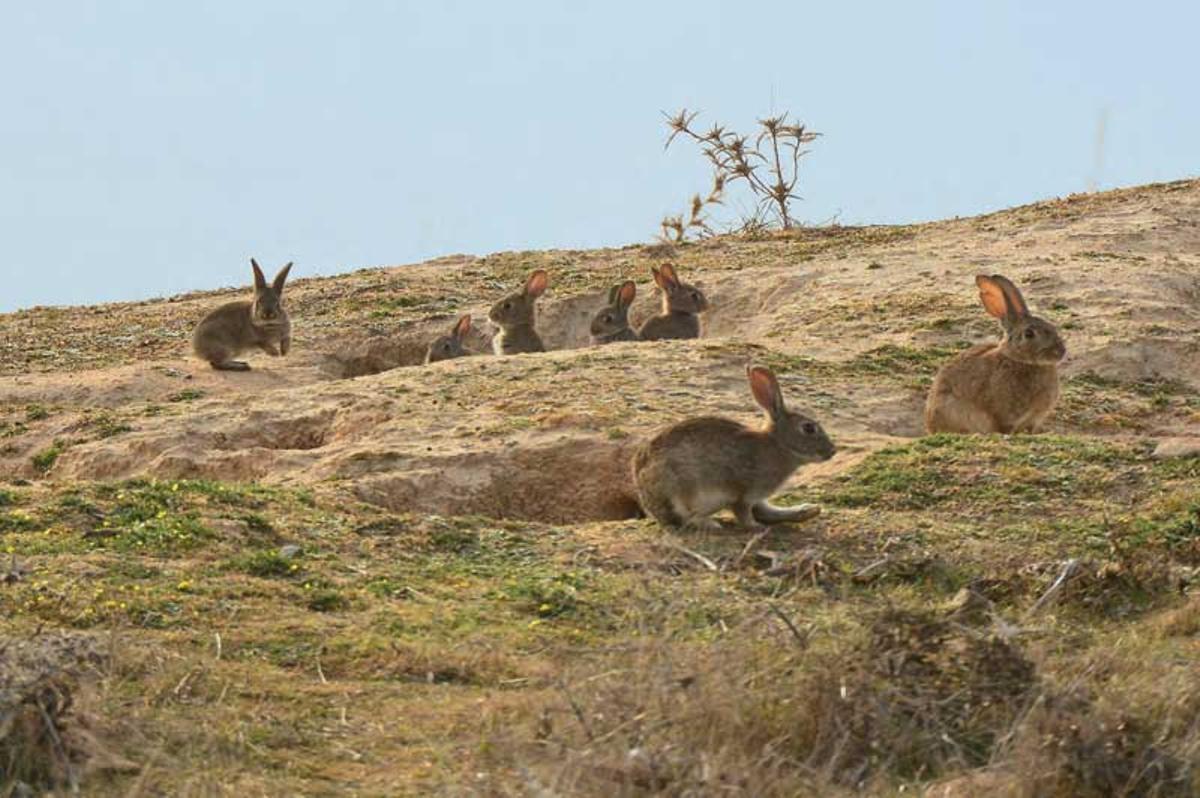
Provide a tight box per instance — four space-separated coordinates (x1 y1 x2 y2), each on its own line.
495 607 1044 795
0 633 131 793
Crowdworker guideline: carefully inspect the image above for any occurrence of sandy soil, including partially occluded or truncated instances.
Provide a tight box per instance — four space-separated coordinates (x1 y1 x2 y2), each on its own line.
2 179 1198 523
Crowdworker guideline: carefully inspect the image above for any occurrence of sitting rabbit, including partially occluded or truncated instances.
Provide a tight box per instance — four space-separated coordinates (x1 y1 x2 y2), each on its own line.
590 280 639 345
638 263 708 341
925 274 1065 434
192 259 293 371
489 270 549 355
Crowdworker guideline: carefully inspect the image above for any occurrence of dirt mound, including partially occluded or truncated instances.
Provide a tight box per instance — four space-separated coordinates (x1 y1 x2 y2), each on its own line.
3 178 1200 524
1069 337 1200 388
352 435 641 523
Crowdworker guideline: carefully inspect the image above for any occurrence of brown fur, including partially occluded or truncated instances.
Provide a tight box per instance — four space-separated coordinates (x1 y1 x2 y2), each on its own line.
925 274 1065 434
638 263 708 341
425 314 472 364
192 259 293 371
488 270 548 355
590 281 639 345
632 367 834 532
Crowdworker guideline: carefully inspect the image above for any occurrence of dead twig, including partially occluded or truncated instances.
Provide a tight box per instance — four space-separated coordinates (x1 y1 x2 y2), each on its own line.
768 604 809 648
557 681 595 743
730 530 770 571
1026 559 1082 616
659 539 719 572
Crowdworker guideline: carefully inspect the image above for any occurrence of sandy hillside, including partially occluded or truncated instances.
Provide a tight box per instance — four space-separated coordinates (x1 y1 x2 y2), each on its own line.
1 179 1199 796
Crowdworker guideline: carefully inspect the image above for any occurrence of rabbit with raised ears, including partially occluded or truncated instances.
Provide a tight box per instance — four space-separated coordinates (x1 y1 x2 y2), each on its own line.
488 270 549 355
425 314 473 364
637 263 708 341
925 274 1066 434
590 280 639 345
192 259 293 371
633 366 835 533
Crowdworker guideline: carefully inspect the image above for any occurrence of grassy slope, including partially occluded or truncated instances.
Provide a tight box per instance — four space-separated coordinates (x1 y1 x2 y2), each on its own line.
1 179 1199 796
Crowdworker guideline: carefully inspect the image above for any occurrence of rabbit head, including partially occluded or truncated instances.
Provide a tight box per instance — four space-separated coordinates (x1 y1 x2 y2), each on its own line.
977 274 1065 366
251 259 292 327
425 314 472 363
590 280 636 339
488 269 548 329
652 263 708 315
748 366 835 463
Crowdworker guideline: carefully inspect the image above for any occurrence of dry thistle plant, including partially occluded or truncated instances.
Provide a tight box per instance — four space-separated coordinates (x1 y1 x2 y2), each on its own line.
661 108 820 240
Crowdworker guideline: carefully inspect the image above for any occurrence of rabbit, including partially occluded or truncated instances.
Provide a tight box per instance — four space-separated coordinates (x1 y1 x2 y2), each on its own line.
425 314 473 364
924 274 1066 434
632 366 835 533
637 263 708 341
192 259 293 371
590 280 639 345
488 270 548 355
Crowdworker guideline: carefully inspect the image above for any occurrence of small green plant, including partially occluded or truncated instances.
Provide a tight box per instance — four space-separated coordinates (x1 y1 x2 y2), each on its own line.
31 441 64 473
505 572 585 618
25 404 50 421
306 589 349 612
661 108 820 240
88 412 133 439
89 481 214 553
166 388 205 403
234 549 299 578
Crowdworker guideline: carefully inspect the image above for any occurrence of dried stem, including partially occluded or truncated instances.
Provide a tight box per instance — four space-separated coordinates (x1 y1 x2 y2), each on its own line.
662 108 820 236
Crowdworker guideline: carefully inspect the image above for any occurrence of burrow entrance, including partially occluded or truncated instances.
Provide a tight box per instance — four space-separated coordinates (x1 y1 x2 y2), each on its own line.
348 436 643 524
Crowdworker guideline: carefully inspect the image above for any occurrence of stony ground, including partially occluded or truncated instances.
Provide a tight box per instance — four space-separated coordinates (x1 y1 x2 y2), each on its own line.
1 179 1198 795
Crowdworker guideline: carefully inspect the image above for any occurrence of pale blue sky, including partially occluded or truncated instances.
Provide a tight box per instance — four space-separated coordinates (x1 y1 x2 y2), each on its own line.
1 1 1196 312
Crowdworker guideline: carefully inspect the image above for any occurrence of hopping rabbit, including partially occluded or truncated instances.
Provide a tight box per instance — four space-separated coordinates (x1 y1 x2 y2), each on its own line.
633 366 834 533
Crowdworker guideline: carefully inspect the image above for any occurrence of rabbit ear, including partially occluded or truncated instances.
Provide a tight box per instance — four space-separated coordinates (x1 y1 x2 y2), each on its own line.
747 366 785 417
452 314 471 339
524 270 549 298
659 263 679 283
251 259 267 292
607 284 621 304
272 262 293 294
651 267 668 291
976 274 1027 327
992 274 1030 319
617 280 636 308
976 275 1011 322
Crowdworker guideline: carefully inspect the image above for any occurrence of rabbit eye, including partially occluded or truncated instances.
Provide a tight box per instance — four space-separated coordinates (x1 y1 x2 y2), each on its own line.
1024 329 1037 339
503 302 512 310
691 291 699 300
443 343 452 351
604 314 613 323
802 422 817 435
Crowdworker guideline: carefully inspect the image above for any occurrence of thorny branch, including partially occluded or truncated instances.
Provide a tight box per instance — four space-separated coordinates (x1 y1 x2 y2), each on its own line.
661 109 820 240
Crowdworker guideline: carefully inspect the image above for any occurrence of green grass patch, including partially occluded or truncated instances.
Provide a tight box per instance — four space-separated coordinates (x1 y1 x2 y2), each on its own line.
31 441 65 473
820 434 1142 511
233 549 302 579
167 388 206 402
